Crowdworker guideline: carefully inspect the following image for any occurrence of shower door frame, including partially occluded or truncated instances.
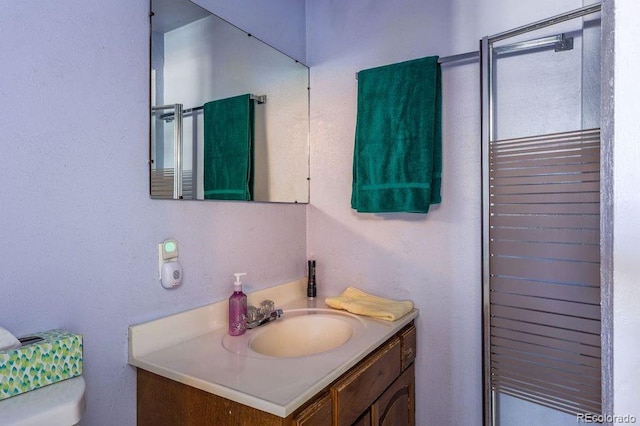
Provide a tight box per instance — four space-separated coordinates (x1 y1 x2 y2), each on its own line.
480 3 610 425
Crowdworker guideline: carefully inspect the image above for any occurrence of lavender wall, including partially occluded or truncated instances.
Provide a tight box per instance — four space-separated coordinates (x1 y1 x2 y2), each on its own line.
0 1 306 424
305 0 584 424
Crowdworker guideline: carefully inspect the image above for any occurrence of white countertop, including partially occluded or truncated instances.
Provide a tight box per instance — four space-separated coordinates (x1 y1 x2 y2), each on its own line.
128 279 418 417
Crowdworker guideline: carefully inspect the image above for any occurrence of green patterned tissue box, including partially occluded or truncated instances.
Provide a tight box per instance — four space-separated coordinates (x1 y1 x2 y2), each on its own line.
0 329 82 400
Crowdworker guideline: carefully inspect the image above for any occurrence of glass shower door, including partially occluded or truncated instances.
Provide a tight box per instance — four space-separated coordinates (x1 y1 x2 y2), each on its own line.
481 4 603 425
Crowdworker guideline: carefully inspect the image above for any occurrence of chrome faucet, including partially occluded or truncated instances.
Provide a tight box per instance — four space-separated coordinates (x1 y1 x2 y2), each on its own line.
246 300 283 329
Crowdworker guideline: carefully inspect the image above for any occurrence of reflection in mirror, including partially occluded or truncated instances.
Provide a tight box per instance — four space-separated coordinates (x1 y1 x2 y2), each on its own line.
150 0 309 203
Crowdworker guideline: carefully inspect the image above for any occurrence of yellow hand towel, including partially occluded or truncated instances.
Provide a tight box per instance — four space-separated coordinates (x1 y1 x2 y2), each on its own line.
325 287 414 321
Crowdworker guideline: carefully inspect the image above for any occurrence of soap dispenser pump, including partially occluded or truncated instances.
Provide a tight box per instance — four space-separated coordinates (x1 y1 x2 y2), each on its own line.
228 273 248 336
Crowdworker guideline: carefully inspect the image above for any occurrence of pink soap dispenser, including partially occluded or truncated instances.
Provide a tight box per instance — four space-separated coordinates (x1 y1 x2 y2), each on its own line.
228 273 248 336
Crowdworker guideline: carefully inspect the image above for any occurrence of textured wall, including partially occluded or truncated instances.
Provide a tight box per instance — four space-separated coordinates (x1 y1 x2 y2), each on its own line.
0 1 306 424
305 0 582 424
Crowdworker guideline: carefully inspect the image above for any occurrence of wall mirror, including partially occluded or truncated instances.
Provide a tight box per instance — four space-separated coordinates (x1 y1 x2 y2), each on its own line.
150 0 310 203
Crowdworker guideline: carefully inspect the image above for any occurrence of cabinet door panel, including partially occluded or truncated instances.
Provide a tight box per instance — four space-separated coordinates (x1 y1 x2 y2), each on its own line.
293 393 332 426
371 364 415 426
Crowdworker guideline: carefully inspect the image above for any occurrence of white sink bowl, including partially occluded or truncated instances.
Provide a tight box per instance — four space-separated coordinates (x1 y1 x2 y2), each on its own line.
223 308 366 358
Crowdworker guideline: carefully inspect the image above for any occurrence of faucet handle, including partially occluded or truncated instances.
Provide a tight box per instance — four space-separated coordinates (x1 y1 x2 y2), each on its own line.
247 305 260 323
259 300 275 316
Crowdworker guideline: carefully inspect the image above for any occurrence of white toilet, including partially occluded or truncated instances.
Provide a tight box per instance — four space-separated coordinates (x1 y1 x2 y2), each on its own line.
0 376 86 425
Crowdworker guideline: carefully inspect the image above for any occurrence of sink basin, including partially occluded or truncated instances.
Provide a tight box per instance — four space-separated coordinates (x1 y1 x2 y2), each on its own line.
222 308 366 358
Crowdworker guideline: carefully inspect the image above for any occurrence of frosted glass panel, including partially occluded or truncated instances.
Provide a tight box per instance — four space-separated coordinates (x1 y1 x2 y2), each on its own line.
483 6 603 424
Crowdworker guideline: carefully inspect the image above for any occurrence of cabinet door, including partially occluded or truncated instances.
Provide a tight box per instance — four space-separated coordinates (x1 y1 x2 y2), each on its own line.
331 337 401 425
370 364 415 426
293 393 332 426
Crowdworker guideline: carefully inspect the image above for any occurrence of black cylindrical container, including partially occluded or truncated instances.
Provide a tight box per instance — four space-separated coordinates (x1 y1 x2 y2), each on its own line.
307 260 317 298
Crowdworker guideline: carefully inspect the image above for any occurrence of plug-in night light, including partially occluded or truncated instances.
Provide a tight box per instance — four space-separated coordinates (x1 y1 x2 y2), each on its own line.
158 239 182 287
160 239 179 260
164 240 176 254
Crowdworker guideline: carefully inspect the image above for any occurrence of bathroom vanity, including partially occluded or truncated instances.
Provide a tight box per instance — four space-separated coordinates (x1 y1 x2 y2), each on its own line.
129 279 418 425
137 322 415 425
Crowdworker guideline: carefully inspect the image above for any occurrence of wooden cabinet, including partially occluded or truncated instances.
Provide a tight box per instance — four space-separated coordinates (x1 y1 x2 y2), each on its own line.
137 322 416 426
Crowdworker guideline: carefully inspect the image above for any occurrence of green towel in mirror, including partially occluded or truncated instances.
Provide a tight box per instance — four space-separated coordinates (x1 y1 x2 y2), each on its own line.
351 56 442 213
203 94 254 201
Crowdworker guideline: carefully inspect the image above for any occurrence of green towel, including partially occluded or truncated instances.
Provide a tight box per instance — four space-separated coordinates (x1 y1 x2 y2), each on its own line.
351 56 442 213
203 94 254 201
